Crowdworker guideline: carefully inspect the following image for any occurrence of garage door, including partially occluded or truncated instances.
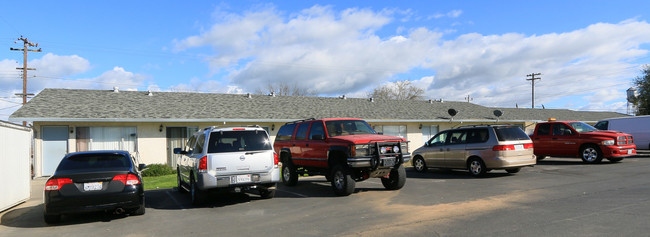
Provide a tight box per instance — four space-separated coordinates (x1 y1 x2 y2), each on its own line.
42 126 68 176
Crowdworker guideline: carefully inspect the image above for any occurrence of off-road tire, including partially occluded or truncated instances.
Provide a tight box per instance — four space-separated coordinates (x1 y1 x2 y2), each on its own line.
330 164 355 196
282 159 299 186
381 164 406 190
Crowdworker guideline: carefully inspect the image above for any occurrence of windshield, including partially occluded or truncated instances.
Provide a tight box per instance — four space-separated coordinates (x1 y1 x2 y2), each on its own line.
568 122 598 133
325 120 376 137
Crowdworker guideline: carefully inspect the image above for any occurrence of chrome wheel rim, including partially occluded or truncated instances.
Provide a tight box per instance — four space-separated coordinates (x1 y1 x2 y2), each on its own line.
583 148 598 162
333 171 344 190
283 166 291 181
414 159 425 171
470 160 482 174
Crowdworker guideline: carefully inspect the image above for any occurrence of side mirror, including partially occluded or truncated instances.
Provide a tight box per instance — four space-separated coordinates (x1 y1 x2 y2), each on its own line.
311 134 324 140
424 141 429 146
173 148 185 154
138 164 147 171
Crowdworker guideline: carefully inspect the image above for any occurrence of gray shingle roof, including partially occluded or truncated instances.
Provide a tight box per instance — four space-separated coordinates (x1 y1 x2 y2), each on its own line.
9 88 628 122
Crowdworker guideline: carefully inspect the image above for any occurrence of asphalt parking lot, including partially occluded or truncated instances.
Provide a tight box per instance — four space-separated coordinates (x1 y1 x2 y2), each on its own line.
2 153 650 237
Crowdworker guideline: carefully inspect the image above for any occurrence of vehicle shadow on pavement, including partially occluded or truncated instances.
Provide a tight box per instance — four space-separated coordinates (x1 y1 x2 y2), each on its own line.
1 203 131 228
535 159 621 166
405 168 512 179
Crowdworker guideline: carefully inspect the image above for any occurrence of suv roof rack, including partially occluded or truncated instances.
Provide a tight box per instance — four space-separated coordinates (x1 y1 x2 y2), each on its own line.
202 125 263 131
286 118 316 124
456 124 514 129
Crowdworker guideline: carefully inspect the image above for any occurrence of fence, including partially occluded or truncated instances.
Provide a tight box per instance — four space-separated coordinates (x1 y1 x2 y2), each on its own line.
0 121 32 212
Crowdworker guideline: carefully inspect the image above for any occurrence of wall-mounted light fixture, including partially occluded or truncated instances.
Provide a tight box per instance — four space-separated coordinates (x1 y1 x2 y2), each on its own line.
70 127 74 133
159 124 164 132
419 124 422 129
271 124 275 131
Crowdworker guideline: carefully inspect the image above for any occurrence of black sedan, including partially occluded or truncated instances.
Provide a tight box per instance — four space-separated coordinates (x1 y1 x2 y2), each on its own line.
43 150 146 224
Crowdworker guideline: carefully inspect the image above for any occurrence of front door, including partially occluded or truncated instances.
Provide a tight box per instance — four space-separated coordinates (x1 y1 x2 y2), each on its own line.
42 126 69 176
167 127 194 168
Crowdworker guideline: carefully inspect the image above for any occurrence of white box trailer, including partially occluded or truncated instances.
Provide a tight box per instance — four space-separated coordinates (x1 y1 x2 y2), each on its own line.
595 115 650 150
0 121 32 212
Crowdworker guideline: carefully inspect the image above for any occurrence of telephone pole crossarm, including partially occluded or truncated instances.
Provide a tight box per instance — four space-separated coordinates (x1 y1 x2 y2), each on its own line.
10 36 42 126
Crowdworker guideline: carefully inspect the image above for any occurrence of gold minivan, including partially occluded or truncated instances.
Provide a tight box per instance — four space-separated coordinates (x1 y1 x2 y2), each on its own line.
412 125 536 176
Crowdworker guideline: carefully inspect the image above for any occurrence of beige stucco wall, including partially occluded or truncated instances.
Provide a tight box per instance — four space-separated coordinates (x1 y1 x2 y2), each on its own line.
31 120 537 177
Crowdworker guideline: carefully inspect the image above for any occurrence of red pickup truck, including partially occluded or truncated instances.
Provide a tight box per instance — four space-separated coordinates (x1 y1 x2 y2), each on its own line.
529 120 636 163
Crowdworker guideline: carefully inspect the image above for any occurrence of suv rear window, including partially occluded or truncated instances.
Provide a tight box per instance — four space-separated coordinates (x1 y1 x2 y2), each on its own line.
208 130 272 153
494 126 530 141
57 153 130 171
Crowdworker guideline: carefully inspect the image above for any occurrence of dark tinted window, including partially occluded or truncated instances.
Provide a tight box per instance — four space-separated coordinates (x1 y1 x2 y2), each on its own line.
309 122 326 140
494 126 530 141
537 124 551 135
275 124 296 141
552 123 573 136
594 121 608 130
208 130 271 153
466 129 489 143
447 131 467 144
195 134 205 153
57 153 131 171
295 123 310 141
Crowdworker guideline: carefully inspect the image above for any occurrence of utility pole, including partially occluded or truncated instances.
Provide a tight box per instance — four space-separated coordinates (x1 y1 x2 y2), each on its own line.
526 73 541 109
10 36 41 126
464 94 473 103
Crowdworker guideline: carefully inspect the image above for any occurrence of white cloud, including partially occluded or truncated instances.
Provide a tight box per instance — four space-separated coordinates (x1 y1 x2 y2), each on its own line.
30 53 90 77
174 5 650 113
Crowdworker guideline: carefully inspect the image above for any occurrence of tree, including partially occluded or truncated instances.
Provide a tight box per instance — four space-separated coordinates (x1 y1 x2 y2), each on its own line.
255 82 317 96
367 80 424 100
634 64 650 115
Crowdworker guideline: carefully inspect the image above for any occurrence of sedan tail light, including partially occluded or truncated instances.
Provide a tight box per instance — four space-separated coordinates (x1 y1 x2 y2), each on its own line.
113 174 141 185
45 178 73 191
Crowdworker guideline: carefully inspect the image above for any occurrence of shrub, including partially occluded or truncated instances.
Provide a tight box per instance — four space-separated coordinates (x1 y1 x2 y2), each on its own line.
141 164 175 177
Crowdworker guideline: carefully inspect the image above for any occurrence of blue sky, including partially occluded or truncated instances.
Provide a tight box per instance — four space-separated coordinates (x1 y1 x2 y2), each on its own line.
1 0 650 121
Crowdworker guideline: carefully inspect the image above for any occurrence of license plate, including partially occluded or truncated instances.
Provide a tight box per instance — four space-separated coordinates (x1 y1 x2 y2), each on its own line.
230 174 251 184
83 182 102 191
628 149 633 154
383 158 395 167
514 145 524 150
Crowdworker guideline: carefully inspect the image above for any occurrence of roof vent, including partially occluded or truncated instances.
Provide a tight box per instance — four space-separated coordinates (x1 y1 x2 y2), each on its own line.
428 99 433 104
247 93 252 98
439 98 444 103
340 95 346 100
269 92 276 97
369 97 374 102
113 87 119 93
147 90 153 96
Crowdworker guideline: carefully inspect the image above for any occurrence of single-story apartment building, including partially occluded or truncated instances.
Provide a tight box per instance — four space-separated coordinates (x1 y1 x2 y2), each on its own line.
10 88 628 177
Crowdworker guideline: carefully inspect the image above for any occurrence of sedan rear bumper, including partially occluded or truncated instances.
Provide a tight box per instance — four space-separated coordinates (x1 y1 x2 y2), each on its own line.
44 186 143 215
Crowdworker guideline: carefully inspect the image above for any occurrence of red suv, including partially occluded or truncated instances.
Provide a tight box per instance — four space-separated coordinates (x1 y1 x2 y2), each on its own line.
273 118 410 196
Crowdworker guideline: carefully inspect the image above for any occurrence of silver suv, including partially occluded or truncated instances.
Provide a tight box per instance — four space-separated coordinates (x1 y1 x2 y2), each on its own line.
174 126 280 205
411 125 536 176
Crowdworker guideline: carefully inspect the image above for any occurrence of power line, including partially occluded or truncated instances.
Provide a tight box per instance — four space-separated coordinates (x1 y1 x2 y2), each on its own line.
10 36 41 126
526 73 541 108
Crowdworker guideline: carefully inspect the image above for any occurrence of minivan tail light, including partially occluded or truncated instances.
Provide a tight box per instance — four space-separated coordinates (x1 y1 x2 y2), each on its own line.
273 152 279 166
45 178 73 191
523 143 534 149
493 145 515 151
198 156 208 173
113 174 141 185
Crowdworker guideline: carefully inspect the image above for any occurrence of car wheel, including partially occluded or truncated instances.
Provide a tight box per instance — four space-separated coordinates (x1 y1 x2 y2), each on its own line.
282 159 298 186
177 169 187 193
413 156 427 173
330 164 355 196
608 157 623 163
581 145 603 164
258 184 276 199
43 214 61 224
505 168 521 174
131 198 145 216
381 164 406 190
190 176 204 206
468 158 487 177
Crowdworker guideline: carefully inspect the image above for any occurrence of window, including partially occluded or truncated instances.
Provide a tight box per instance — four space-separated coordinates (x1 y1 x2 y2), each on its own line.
207 131 272 153
552 124 573 136
427 132 447 146
594 121 608 130
75 127 137 153
58 153 130 171
309 122 326 140
194 134 205 154
326 120 375 137
466 129 489 143
447 131 467 144
275 124 296 141
421 125 439 143
375 125 407 138
295 123 310 140
568 122 598 133
494 126 530 141
537 123 551 135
